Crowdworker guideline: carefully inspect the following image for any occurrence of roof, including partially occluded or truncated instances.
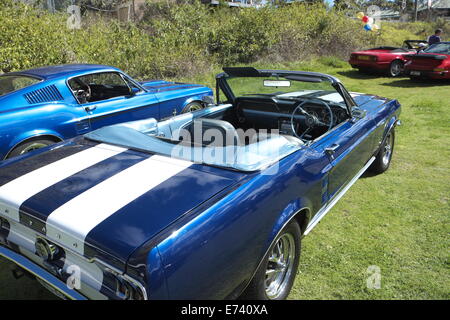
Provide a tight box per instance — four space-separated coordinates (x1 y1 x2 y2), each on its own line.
6 64 120 80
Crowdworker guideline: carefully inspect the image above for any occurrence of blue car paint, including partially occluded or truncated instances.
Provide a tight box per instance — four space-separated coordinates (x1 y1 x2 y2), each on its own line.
0 73 401 300
142 96 401 299
0 64 212 159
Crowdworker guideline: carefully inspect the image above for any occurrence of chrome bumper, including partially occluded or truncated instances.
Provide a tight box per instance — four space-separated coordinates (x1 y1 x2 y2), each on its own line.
0 245 87 300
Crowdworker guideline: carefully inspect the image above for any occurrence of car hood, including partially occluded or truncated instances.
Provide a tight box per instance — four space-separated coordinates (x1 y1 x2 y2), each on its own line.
0 139 245 270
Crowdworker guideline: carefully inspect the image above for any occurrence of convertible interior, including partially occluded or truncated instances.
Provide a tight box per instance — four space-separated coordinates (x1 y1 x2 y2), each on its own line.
171 94 350 148
68 72 134 104
85 69 353 170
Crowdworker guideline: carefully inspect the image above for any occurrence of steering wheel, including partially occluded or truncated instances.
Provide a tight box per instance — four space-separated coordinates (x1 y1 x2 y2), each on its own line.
290 99 334 141
74 79 91 103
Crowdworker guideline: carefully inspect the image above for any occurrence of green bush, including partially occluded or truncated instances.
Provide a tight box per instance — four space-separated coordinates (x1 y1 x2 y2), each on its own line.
0 0 442 80
207 7 278 65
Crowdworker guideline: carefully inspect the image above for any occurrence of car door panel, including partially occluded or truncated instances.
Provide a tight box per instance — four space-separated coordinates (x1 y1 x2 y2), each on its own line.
313 117 377 200
85 93 160 130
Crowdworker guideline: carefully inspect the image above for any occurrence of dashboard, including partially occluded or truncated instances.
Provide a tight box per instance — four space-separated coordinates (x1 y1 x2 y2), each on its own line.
302 104 349 126
237 96 349 126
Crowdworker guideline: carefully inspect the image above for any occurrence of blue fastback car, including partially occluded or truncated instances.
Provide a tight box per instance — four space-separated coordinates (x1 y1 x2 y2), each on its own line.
0 64 212 159
0 68 400 300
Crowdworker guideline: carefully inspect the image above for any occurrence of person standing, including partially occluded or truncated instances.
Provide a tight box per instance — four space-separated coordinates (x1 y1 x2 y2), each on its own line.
428 29 443 45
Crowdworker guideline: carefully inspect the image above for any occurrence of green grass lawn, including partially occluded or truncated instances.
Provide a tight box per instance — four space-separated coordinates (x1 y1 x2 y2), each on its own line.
0 59 448 299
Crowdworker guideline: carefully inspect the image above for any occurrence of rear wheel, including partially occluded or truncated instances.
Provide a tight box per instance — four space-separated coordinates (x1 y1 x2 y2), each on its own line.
240 221 301 300
389 60 403 77
7 139 55 159
369 129 395 174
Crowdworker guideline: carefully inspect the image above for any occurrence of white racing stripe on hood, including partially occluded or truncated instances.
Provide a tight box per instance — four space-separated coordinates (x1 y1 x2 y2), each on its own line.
45 155 192 255
0 144 126 221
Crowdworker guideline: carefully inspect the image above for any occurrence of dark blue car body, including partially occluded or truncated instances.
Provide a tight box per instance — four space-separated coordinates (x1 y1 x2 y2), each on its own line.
0 68 401 300
0 64 212 159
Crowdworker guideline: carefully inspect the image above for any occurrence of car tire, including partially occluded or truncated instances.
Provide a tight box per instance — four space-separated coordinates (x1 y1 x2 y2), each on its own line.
7 139 55 159
369 129 395 174
389 60 403 77
239 220 301 300
181 101 204 113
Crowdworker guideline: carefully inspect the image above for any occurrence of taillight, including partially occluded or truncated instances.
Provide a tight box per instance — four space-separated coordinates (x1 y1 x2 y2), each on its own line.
114 275 146 300
102 267 146 300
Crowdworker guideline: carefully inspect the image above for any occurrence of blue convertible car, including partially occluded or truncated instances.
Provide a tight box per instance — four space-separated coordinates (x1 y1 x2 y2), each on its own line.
0 64 212 159
0 68 401 300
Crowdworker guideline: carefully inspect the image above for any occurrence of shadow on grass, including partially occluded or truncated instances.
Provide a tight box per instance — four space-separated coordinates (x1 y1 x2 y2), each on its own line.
380 78 450 88
360 170 379 179
337 70 389 80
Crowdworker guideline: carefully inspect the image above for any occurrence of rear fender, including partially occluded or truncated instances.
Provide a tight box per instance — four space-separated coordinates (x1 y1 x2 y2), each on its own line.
269 199 312 242
238 201 311 297
4 130 64 160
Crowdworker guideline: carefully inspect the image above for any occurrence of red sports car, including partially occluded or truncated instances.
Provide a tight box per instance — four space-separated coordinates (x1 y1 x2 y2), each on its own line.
349 40 426 77
404 42 450 80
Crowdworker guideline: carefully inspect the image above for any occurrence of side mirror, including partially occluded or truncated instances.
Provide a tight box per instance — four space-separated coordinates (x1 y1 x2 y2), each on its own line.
351 107 366 122
129 87 140 96
202 95 215 106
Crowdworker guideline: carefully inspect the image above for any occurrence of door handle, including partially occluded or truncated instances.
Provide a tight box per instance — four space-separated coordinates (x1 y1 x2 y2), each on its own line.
85 105 97 112
325 144 340 155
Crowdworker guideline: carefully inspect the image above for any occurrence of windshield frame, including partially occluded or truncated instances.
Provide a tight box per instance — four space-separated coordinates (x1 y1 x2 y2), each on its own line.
216 68 356 115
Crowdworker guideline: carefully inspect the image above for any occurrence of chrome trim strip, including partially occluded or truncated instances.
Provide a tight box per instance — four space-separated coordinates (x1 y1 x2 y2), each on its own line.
0 245 87 300
303 156 376 235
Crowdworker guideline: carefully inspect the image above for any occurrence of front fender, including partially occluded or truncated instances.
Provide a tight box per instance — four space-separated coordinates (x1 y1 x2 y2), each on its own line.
180 91 213 111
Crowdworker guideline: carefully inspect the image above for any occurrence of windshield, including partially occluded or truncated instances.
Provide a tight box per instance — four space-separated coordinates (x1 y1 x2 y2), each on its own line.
226 76 346 105
0 75 41 97
424 43 450 54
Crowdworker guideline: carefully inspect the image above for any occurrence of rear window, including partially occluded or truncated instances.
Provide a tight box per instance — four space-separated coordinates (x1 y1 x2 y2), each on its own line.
0 75 41 97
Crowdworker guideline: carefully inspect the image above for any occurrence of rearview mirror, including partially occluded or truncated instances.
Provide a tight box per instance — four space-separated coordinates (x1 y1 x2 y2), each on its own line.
263 80 291 87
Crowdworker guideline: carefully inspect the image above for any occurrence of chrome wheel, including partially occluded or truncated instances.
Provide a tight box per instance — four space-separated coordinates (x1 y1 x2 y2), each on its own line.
382 133 393 166
19 142 48 155
265 233 296 299
183 102 203 113
390 61 403 77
